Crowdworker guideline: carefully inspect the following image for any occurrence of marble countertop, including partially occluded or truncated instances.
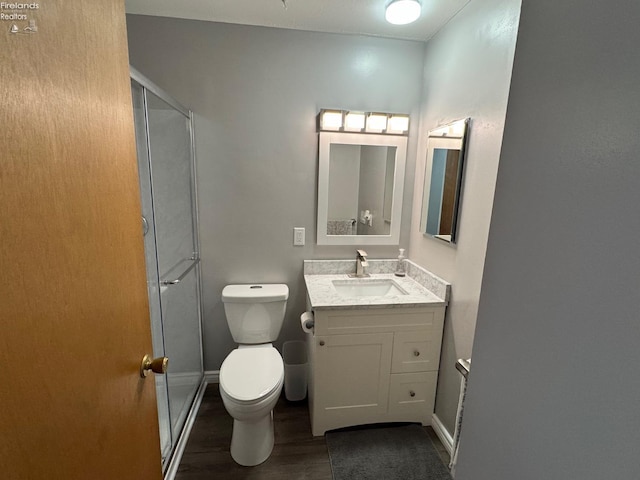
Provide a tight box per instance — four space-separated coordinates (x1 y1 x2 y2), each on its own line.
304 260 450 310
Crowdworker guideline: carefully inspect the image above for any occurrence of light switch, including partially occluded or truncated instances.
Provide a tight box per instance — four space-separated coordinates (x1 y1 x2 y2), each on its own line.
293 227 305 246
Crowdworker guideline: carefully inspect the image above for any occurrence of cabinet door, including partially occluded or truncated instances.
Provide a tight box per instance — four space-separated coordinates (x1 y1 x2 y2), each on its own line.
315 333 393 422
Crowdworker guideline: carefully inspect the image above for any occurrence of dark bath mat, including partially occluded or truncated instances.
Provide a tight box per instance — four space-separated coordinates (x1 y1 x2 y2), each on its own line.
326 423 452 480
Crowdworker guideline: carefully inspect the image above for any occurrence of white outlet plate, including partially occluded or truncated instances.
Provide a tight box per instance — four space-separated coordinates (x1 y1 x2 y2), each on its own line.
293 227 305 246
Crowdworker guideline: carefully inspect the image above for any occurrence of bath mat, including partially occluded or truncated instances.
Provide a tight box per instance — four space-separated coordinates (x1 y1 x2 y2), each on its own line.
326 423 452 480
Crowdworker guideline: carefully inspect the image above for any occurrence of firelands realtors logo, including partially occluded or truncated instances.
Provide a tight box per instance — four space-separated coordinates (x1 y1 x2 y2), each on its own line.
1 2 40 34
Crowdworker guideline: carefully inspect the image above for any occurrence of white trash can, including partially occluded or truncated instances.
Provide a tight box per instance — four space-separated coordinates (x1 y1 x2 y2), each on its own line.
283 340 308 401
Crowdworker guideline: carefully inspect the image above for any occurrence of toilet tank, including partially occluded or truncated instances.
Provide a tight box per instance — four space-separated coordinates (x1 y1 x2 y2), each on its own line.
222 284 289 344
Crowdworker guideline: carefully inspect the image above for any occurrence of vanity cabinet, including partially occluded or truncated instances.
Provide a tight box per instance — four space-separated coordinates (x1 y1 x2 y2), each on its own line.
308 306 445 436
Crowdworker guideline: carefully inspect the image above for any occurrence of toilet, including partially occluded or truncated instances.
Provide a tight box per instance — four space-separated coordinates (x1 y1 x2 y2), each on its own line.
219 283 289 466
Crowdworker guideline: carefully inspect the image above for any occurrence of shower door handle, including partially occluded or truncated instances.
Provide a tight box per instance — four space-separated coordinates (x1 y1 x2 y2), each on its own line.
142 216 149 236
160 257 200 286
140 354 169 378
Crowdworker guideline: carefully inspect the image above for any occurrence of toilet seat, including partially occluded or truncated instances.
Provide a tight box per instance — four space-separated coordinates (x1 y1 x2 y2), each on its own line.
220 347 284 403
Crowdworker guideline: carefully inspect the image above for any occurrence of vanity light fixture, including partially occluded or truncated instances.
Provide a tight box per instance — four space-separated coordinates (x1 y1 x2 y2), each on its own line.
430 120 467 138
319 109 343 130
387 114 410 134
344 111 366 132
318 109 409 136
385 0 421 25
365 112 388 132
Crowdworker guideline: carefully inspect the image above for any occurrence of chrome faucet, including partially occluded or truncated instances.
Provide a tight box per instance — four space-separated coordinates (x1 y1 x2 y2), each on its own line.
350 249 370 278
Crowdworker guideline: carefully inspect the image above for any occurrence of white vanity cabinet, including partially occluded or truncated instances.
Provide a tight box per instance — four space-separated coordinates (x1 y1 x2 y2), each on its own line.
308 306 445 436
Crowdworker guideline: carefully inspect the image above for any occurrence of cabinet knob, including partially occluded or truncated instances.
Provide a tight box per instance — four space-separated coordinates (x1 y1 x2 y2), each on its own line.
414 350 420 357
319 340 325 346
409 390 416 397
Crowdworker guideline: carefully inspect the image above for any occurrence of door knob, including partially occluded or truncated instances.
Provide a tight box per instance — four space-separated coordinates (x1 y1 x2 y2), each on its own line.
140 354 169 378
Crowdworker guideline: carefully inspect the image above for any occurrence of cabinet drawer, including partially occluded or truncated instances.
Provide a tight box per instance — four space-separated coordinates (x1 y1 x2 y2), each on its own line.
391 330 442 373
388 372 437 417
314 307 442 335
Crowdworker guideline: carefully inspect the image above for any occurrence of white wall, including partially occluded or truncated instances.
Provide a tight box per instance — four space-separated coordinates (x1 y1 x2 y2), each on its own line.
126 16 425 370
408 0 522 434
456 1 640 478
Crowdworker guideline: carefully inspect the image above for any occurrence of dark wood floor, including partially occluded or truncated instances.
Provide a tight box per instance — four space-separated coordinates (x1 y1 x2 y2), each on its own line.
175 384 450 480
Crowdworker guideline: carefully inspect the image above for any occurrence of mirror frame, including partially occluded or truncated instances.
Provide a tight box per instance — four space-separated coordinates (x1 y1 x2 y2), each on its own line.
317 132 407 245
420 118 470 245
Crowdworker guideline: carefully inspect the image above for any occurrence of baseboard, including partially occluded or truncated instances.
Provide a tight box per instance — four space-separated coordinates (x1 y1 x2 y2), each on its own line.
431 413 454 455
164 378 208 480
204 369 219 383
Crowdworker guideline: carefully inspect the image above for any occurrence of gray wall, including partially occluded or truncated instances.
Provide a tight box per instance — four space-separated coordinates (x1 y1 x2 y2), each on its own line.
126 16 425 370
408 0 521 434
456 1 640 478
328 145 360 222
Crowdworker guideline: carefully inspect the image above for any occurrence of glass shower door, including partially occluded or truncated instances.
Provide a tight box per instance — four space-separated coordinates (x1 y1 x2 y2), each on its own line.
131 81 172 462
145 91 203 442
131 78 203 467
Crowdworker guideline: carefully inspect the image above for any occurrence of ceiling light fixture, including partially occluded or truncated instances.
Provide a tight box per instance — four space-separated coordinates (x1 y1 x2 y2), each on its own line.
385 0 421 25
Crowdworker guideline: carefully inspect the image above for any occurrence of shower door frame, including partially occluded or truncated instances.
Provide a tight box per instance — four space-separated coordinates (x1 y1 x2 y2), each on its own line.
130 66 206 476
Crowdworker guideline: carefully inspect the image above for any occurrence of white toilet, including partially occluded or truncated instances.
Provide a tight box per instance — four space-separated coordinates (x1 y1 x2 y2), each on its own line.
219 283 289 466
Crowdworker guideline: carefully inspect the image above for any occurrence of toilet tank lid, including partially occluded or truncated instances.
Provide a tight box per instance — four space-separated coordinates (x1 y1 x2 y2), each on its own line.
222 284 289 303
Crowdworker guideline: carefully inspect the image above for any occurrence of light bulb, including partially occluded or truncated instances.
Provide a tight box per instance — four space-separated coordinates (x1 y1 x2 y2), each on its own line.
320 110 343 130
366 113 388 132
345 112 365 131
388 115 410 133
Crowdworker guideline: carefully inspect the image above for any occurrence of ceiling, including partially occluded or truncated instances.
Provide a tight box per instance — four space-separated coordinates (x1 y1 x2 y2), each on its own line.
124 0 471 42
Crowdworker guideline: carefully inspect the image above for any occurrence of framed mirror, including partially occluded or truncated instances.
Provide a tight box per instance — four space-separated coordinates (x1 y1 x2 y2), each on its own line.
317 132 407 245
420 118 470 244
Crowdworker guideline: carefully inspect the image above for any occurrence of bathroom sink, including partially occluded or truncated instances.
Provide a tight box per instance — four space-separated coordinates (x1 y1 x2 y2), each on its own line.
332 279 408 297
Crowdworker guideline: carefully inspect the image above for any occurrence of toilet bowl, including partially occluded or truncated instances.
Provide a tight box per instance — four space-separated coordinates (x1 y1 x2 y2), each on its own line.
219 345 284 466
219 283 288 466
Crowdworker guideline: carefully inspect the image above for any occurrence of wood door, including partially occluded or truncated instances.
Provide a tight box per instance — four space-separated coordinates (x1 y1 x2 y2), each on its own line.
0 2 163 479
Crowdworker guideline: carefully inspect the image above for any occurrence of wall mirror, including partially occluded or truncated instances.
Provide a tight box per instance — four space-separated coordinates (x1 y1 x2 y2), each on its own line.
420 118 470 244
317 132 407 245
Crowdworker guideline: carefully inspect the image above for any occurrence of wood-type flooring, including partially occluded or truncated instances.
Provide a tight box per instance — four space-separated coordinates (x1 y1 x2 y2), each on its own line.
175 384 450 480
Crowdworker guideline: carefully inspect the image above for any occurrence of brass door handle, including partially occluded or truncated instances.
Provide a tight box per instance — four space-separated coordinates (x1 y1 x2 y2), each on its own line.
140 355 169 378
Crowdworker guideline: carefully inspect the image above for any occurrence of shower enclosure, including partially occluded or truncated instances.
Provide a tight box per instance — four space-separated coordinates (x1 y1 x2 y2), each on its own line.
130 68 204 471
